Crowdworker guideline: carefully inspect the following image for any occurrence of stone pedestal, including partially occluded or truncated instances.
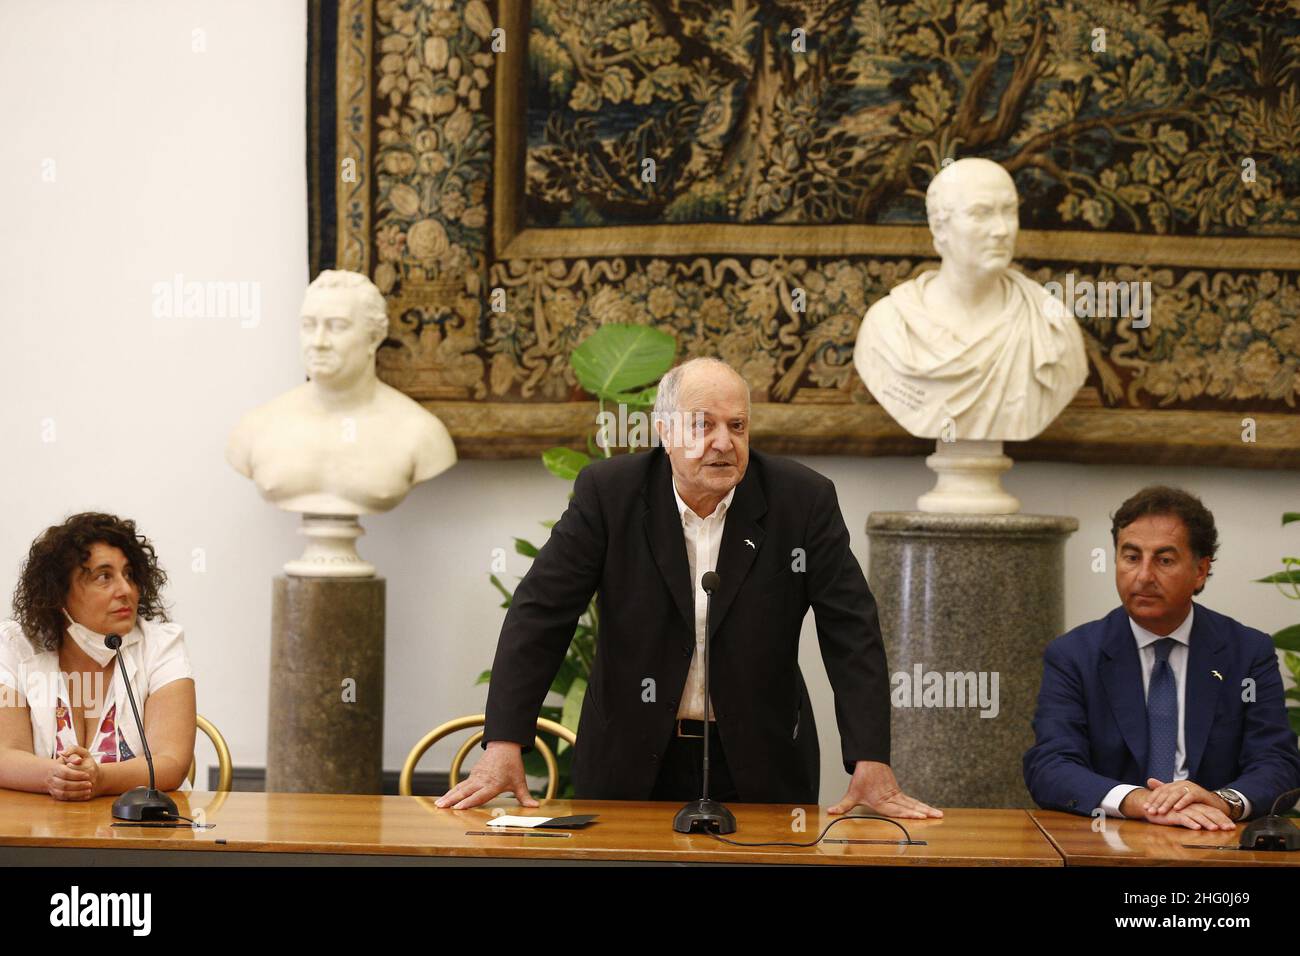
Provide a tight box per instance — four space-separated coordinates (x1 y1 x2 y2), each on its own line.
866 512 1078 808
268 576 385 794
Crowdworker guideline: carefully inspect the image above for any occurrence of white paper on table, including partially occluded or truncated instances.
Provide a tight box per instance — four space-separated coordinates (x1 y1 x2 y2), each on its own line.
486 815 552 828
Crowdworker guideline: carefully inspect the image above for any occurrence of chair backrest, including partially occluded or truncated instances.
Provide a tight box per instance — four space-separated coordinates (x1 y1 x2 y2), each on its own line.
399 713 576 798
187 714 233 792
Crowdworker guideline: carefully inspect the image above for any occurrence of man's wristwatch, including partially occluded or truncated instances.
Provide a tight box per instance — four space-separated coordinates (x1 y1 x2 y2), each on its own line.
1214 788 1245 821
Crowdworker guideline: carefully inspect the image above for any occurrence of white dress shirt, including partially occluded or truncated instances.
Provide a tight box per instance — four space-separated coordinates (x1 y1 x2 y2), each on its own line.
671 479 735 721
1100 606 1249 818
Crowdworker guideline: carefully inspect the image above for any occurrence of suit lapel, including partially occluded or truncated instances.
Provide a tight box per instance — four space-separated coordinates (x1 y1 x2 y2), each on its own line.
1184 605 1226 778
1099 608 1149 773
708 459 767 640
642 451 693 641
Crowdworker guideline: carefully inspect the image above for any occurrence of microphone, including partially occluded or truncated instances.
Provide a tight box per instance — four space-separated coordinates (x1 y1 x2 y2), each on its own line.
672 569 737 834
1238 787 1300 851
104 633 179 821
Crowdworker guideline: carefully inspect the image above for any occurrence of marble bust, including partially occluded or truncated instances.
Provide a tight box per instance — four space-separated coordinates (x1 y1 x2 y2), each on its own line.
227 270 456 518
853 158 1087 443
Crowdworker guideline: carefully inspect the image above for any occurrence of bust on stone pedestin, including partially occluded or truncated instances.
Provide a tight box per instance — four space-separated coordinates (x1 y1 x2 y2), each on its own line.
853 158 1087 443
226 270 456 516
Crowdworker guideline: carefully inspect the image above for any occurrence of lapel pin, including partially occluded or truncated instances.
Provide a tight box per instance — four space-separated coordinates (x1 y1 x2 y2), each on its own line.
744 538 755 549
1211 670 1223 681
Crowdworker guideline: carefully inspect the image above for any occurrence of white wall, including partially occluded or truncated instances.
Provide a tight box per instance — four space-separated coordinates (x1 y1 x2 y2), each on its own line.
3 1 1296 803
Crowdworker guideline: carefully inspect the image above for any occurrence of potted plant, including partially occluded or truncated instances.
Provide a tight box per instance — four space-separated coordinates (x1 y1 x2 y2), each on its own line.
1254 511 1300 742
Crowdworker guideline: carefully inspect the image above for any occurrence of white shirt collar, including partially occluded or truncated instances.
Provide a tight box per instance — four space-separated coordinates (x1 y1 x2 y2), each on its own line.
1128 604 1194 649
671 479 735 524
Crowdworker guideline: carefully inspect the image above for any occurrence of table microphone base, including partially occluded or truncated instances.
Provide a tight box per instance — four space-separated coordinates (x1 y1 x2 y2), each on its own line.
112 787 179 822
1239 815 1300 851
673 799 737 834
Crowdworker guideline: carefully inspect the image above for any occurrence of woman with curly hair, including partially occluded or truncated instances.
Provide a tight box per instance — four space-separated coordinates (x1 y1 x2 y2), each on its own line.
0 513 195 800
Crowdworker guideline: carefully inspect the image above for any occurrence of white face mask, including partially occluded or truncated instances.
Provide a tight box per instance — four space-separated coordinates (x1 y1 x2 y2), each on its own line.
62 609 119 667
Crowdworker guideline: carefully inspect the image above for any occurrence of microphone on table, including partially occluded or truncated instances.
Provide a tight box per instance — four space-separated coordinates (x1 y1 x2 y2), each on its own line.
104 633 179 821
673 569 737 835
1238 788 1300 851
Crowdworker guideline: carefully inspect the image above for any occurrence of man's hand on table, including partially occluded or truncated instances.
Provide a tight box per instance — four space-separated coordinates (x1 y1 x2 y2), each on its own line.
1116 779 1236 830
434 741 539 810
827 760 944 818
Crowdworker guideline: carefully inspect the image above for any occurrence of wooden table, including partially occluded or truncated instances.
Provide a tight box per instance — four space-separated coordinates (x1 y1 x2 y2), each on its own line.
0 790 1060 866
1031 810 1300 867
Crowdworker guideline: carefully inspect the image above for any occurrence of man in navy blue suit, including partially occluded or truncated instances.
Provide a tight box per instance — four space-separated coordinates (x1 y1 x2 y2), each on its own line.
1024 486 1300 829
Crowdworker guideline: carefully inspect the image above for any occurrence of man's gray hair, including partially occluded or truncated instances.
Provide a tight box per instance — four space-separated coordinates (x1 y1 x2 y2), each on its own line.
305 269 389 341
653 357 751 428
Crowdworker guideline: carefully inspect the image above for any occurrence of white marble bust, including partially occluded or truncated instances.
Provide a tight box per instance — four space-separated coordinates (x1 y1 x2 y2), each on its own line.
227 270 456 516
853 158 1087 443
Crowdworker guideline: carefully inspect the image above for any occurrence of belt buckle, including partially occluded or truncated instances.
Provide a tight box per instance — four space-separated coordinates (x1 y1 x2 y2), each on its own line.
676 719 705 739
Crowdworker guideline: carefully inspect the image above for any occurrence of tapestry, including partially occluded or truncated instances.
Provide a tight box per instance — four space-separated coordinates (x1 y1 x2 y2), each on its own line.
308 0 1300 466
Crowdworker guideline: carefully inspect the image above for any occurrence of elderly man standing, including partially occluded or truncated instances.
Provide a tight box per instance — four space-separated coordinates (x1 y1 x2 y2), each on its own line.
438 357 939 817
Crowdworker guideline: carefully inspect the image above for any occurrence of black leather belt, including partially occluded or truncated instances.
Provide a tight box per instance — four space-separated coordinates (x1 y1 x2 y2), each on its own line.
675 719 718 739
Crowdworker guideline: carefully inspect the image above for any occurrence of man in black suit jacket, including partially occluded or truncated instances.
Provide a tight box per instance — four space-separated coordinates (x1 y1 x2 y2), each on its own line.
437 358 938 816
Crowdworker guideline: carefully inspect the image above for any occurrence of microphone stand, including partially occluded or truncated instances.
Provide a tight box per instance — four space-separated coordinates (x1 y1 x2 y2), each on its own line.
105 634 179 821
673 570 737 834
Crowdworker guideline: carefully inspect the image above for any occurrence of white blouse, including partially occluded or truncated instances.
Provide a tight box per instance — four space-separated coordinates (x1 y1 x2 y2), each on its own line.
0 617 193 770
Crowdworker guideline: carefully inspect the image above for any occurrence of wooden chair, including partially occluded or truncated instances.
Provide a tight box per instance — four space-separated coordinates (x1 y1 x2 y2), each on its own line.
399 713 576 798
186 714 233 792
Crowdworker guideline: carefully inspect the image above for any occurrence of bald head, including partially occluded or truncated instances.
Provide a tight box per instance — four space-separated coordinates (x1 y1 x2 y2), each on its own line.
654 357 751 517
654 357 750 424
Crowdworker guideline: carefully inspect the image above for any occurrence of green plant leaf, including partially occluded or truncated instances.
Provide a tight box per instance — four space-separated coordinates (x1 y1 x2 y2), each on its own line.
543 447 590 480
570 324 676 397
1285 687 1300 702
540 519 556 530
1255 570 1300 585
488 574 513 608
1290 707 1300 739
522 747 548 779
604 384 659 407
474 668 491 686
552 653 579 698
1282 513 1300 525
514 537 539 558
1273 624 1300 652
1286 654 1300 681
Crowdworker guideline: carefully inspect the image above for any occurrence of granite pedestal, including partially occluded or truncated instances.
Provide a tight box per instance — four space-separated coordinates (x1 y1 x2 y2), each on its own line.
866 512 1078 808
268 576 386 794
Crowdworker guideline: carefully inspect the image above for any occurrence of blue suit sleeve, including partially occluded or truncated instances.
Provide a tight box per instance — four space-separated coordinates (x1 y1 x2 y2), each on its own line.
1024 638 1130 816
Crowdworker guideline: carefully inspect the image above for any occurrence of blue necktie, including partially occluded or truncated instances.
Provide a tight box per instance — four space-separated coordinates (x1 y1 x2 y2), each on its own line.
1146 638 1178 782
